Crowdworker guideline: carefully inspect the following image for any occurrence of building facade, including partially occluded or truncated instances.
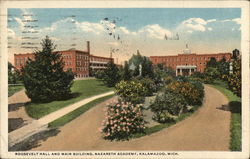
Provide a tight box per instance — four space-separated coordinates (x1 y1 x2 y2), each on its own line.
150 46 231 76
14 41 114 78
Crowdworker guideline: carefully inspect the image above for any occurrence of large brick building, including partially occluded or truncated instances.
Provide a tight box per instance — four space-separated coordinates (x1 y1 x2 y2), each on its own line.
150 45 232 76
14 41 114 78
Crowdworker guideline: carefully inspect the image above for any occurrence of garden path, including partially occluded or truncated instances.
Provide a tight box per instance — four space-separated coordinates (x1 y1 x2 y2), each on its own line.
8 90 114 147
8 89 33 123
31 85 231 151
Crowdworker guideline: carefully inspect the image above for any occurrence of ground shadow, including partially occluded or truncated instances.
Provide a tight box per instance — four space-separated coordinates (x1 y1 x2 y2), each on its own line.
9 128 61 151
216 104 230 111
8 103 25 112
229 101 241 114
8 118 25 133
216 101 241 114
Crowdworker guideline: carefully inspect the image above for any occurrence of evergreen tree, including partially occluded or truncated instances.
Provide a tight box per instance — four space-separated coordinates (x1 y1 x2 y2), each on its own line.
22 36 74 103
103 61 120 87
122 61 132 81
206 57 217 68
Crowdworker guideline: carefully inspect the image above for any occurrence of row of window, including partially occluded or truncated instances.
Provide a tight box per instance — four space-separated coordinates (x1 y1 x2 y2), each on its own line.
76 67 88 71
75 74 89 78
76 55 88 60
62 55 72 59
154 56 225 63
90 58 111 62
76 61 88 66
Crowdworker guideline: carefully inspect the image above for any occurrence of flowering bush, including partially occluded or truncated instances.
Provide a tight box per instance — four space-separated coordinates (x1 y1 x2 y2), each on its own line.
101 101 146 140
115 80 147 104
167 80 204 106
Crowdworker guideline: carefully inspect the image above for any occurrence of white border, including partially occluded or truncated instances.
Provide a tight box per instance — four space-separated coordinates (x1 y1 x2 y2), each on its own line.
0 1 249 159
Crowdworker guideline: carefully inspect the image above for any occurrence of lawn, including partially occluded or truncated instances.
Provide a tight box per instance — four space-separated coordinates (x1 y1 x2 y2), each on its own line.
48 94 114 129
8 85 24 97
25 79 114 119
210 80 241 151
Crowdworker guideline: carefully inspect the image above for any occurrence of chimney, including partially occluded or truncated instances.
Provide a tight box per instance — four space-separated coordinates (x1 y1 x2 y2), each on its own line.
87 41 90 53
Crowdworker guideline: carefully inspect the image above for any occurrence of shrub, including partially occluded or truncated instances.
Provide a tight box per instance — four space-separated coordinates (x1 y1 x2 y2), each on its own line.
228 57 241 97
94 70 105 80
115 80 146 104
101 101 146 140
152 112 176 123
103 61 121 87
150 91 187 117
134 77 156 96
167 80 204 106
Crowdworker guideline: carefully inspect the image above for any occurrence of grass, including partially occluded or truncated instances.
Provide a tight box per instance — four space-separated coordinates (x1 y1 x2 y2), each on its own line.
8 85 24 97
25 79 114 119
210 80 241 151
132 107 199 139
48 94 114 129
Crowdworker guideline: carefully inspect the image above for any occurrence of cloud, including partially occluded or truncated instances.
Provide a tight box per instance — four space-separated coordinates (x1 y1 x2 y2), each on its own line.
8 28 16 38
232 18 241 25
119 27 136 35
14 17 25 29
208 27 213 31
179 18 218 33
181 18 207 32
207 19 216 23
76 21 105 34
138 24 172 39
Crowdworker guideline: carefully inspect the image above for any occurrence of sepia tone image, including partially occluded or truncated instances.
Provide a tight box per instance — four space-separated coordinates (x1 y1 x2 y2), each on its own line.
2 2 249 158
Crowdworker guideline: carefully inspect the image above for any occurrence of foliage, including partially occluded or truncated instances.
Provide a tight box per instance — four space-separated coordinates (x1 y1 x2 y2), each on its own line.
227 57 241 97
150 91 187 117
115 80 146 104
167 80 204 106
101 101 146 140
121 61 132 81
217 58 230 79
152 112 176 123
205 67 220 79
206 57 217 68
8 62 22 84
94 70 105 80
22 36 74 103
134 77 156 96
128 51 154 78
153 64 175 90
102 61 121 87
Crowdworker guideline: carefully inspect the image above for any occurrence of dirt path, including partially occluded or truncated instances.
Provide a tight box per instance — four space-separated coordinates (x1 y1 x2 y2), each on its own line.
31 85 231 151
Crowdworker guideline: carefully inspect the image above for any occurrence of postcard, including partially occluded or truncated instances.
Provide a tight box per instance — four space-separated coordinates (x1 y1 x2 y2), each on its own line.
0 0 249 159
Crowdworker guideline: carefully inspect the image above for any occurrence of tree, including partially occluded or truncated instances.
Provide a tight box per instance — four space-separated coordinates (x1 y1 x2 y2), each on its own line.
22 36 74 103
8 62 16 84
206 57 217 68
128 51 154 78
228 57 241 97
217 58 230 80
121 61 132 81
103 61 120 87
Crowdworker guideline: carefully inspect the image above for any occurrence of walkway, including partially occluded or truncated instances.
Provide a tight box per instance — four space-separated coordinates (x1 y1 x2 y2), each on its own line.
8 91 114 147
31 85 231 151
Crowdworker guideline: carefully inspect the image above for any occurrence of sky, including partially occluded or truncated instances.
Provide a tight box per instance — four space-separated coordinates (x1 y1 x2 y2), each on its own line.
8 8 241 64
